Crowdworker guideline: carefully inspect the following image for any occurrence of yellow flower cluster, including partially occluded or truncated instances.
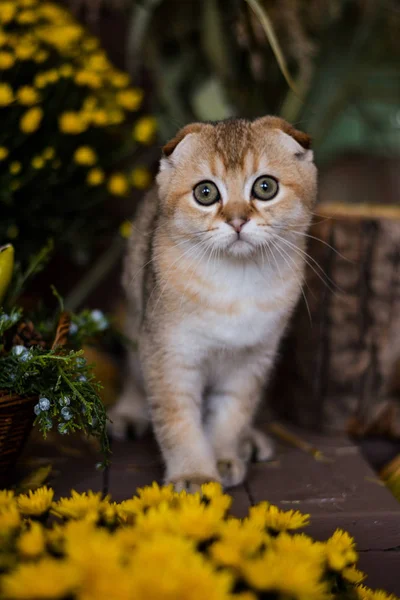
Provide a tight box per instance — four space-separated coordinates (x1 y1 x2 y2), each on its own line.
0 483 397 600
0 0 155 209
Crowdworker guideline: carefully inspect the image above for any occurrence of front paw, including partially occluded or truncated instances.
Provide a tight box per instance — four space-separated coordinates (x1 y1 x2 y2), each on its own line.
168 473 220 494
217 456 247 488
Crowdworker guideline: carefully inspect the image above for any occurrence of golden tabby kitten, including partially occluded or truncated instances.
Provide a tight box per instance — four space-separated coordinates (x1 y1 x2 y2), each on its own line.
109 116 317 491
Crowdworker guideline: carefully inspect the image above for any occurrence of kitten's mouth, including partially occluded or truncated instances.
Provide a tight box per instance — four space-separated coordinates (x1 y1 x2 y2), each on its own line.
227 236 254 256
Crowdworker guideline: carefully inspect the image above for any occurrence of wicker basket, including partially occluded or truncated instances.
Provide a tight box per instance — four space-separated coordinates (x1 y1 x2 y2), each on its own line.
0 391 37 486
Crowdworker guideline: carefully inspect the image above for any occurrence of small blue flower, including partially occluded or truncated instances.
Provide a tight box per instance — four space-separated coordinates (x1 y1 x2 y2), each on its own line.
90 309 108 331
13 345 30 361
9 373 16 381
33 404 41 416
69 322 78 335
0 313 9 323
61 407 72 421
39 397 50 411
58 423 68 435
59 395 71 407
76 357 86 367
78 375 87 382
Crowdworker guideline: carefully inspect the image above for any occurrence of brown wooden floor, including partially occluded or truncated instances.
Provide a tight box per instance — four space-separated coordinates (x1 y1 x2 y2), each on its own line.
14 424 400 596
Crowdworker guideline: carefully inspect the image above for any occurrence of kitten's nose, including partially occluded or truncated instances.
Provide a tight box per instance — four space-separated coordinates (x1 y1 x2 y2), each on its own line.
228 218 248 233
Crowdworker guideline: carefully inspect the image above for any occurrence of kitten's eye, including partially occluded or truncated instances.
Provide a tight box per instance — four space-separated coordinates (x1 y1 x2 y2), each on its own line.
193 181 220 206
252 176 279 201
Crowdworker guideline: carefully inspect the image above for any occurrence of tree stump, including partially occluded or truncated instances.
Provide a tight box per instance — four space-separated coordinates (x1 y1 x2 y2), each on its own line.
271 202 400 437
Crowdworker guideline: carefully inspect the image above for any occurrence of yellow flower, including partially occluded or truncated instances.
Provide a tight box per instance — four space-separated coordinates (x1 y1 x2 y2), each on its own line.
0 489 15 508
0 31 8 45
73 146 97 166
118 482 175 519
0 83 13 106
242 550 328 600
34 49 49 63
86 168 104 186
111 71 130 88
91 109 108 126
108 173 129 196
119 220 132 239
0 504 21 532
356 585 399 600
20 0 37 8
17 9 37 24
17 86 40 106
211 518 269 569
75 70 102 88
133 116 157 144
86 51 110 72
117 88 143 111
131 166 152 189
107 109 124 125
325 528 357 571
59 64 73 77
32 156 45 169
343 566 366 584
249 501 310 532
10 162 21 175
18 522 45 558
20 107 43 134
0 51 14 69
0 147 9 161
43 147 55 160
2 558 80 599
83 37 99 52
15 44 36 61
0 2 16 24
51 490 106 520
17 486 54 516
59 112 87 134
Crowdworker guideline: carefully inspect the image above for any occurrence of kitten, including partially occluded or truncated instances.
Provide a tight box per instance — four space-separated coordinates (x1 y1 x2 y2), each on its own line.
109 116 317 491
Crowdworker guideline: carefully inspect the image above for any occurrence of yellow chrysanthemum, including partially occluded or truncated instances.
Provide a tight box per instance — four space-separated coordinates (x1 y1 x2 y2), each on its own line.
14 44 37 61
356 585 399 600
0 31 8 45
0 489 15 507
17 86 40 106
75 70 102 89
34 50 49 63
20 107 43 134
59 112 87 134
111 71 130 88
0 147 9 161
0 83 13 106
91 109 108 126
131 166 152 190
133 116 157 144
129 534 233 600
59 63 73 77
119 220 133 240
118 483 175 520
0 2 16 24
108 173 129 196
343 566 366 584
242 550 328 600
51 490 106 520
32 156 45 169
0 504 21 532
116 88 143 111
17 9 37 24
74 146 97 166
20 0 37 7
43 147 55 160
0 51 14 69
18 522 45 558
17 487 54 516
86 168 104 186
9 162 21 175
249 502 310 532
2 558 80 599
86 51 109 72
325 528 357 571
211 518 269 569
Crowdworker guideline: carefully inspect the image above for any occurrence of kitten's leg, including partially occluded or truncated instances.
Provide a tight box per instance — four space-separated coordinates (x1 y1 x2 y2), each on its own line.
206 358 273 488
107 351 149 440
144 357 220 492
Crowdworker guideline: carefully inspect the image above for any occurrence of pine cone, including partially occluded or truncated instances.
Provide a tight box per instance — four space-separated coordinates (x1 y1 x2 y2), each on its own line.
12 320 47 349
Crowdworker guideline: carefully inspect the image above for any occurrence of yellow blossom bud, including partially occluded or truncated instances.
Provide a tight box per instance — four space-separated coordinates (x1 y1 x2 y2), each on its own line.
75 70 101 89
59 64 73 77
34 73 47 88
0 3 16 24
74 146 97 166
87 168 104 186
0 51 14 69
131 167 152 190
17 86 40 106
0 83 13 106
10 162 21 175
20 107 43 134
17 10 37 24
117 88 143 111
119 220 133 239
111 71 130 88
43 147 55 160
17 522 45 558
32 156 45 169
59 112 87 134
0 147 9 161
92 109 108 126
108 173 129 196
133 116 157 144
15 44 36 60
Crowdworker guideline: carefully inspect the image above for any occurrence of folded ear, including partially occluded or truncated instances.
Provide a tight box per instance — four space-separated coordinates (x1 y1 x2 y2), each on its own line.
162 123 205 157
255 116 313 161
